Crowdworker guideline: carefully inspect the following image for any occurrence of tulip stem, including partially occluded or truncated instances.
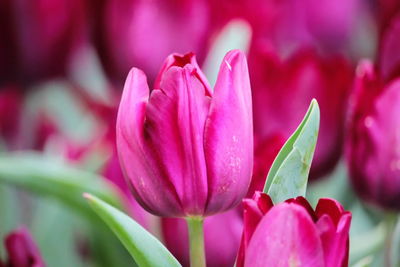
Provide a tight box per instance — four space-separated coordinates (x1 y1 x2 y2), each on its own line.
186 217 206 267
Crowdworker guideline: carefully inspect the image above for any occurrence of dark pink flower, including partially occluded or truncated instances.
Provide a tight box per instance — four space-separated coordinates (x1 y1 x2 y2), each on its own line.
378 12 400 81
2 227 45 267
249 46 353 179
346 61 400 210
237 192 351 267
162 209 242 267
117 50 253 217
91 0 211 85
0 0 86 86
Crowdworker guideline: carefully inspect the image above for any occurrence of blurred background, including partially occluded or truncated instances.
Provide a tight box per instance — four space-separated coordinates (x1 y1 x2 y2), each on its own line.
0 0 399 266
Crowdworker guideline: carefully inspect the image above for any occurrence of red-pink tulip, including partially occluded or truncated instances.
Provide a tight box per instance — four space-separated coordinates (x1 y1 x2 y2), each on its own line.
346 61 400 210
0 0 85 86
117 50 253 217
162 209 242 267
249 46 353 179
1 227 45 267
237 192 351 267
91 0 211 85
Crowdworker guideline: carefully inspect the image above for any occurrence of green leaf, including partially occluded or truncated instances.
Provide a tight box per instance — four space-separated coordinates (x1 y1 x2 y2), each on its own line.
0 152 122 219
84 194 181 267
264 99 320 203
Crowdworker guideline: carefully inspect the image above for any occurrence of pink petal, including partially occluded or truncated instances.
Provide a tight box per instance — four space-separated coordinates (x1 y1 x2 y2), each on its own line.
144 65 210 215
117 68 183 216
204 50 253 214
244 203 325 267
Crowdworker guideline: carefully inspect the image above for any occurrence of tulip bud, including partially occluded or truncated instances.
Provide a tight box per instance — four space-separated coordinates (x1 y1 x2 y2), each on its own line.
237 192 351 267
3 227 45 267
0 0 86 86
91 0 211 85
249 46 353 179
162 209 242 267
117 50 253 217
346 61 400 210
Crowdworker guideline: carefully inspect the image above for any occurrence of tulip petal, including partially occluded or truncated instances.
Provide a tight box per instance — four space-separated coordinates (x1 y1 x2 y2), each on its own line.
155 53 211 95
244 203 325 267
204 50 253 214
117 68 182 216
237 192 273 267
144 66 210 215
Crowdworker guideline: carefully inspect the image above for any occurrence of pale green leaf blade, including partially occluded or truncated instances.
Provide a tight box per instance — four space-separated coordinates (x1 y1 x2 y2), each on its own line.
264 99 320 203
84 193 181 267
0 152 122 218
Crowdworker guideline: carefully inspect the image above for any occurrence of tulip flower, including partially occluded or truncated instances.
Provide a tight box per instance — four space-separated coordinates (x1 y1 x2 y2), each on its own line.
91 0 211 85
162 209 243 267
0 0 85 86
1 227 45 267
117 50 253 217
237 192 351 267
249 46 353 179
346 61 400 210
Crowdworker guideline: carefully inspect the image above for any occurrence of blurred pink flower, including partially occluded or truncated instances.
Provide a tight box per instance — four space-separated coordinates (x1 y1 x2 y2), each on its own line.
1 227 45 267
162 209 242 267
346 61 400 210
237 192 351 267
209 0 366 56
117 50 253 217
91 0 211 85
249 46 353 179
0 0 86 86
378 12 400 81
249 134 285 197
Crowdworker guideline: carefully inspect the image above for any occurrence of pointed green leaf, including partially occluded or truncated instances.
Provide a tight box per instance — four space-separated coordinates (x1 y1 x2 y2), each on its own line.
0 152 122 219
264 99 320 203
84 194 181 267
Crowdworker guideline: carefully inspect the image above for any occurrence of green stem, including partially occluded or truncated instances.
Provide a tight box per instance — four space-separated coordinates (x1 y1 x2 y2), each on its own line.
384 213 398 267
186 217 206 267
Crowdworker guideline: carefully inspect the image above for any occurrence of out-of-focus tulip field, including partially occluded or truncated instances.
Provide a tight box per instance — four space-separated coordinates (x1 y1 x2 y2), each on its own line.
0 0 400 266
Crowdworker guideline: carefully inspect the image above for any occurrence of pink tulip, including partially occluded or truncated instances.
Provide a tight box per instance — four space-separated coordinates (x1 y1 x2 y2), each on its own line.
1 227 45 267
117 50 253 217
162 209 243 267
0 0 86 86
237 192 351 267
346 61 400 210
249 46 353 179
91 0 211 85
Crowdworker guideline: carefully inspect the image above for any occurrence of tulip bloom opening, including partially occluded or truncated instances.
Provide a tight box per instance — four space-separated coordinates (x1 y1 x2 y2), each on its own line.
237 192 351 267
116 50 253 218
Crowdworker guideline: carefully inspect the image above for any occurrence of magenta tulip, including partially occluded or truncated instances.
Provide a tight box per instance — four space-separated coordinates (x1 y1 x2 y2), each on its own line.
162 209 243 267
237 192 351 267
249 46 353 179
346 61 400 210
91 0 211 85
117 50 253 217
1 227 45 267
